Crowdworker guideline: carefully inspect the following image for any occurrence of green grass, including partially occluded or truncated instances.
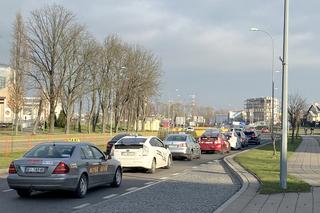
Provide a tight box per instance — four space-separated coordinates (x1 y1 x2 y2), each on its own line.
0 152 25 170
235 137 311 194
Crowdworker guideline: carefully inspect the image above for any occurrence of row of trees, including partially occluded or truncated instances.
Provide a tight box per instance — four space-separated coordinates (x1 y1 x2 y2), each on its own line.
9 4 161 135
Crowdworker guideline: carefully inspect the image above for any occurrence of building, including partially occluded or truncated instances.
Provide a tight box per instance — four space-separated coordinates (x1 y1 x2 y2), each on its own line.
305 103 320 126
0 64 12 123
228 110 246 122
0 64 61 127
244 97 280 125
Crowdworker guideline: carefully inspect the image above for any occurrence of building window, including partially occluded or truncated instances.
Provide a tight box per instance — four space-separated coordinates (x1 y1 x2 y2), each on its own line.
0 76 6 89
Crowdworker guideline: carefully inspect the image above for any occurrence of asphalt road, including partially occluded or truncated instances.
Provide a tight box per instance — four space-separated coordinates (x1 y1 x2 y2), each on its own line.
0 142 267 213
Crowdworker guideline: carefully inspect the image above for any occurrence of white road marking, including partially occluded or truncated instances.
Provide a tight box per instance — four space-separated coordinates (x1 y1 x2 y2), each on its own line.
118 180 166 197
73 203 90 210
192 166 198 169
144 182 155 185
172 173 180 176
126 187 139 191
2 189 13 192
207 161 213 164
103 194 118 199
160 176 168 180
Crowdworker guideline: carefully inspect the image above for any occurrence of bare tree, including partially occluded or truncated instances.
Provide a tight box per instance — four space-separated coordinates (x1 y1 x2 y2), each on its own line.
288 93 307 143
32 93 45 134
26 5 81 133
8 12 28 135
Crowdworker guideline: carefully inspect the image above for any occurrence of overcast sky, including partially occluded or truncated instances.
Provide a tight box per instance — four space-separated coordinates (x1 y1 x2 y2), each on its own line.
0 0 318 110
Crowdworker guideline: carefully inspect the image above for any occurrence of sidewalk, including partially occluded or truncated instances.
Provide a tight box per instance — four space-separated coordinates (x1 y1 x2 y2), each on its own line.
216 136 320 213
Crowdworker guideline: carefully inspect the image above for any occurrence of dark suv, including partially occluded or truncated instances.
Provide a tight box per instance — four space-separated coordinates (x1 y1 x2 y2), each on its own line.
106 133 132 154
244 130 261 145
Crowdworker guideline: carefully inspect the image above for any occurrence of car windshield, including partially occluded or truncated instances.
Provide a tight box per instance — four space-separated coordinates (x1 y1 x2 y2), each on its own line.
24 144 75 158
166 135 187 141
117 138 147 145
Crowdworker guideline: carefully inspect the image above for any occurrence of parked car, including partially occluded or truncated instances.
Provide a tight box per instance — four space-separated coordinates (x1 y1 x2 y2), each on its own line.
163 133 201 160
111 136 172 173
224 131 242 150
7 142 122 198
198 129 230 154
106 133 132 155
244 130 261 145
185 126 195 132
235 130 249 148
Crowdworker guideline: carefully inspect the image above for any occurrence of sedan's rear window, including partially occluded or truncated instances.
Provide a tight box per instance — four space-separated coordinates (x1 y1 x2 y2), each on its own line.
165 135 187 141
24 144 75 158
244 131 255 136
116 138 147 145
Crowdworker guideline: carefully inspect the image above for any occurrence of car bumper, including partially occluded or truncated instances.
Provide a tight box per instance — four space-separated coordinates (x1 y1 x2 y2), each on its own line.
248 139 260 143
7 174 78 191
169 147 191 158
116 156 153 169
199 143 221 151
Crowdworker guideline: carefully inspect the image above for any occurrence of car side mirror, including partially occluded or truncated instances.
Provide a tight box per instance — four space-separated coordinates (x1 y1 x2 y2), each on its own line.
165 144 169 149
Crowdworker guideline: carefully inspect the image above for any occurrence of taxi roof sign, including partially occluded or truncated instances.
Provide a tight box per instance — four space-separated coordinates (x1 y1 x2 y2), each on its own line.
67 138 80 142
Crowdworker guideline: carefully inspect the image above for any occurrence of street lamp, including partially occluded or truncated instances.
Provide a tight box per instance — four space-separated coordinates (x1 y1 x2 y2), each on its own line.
109 66 126 136
250 27 275 142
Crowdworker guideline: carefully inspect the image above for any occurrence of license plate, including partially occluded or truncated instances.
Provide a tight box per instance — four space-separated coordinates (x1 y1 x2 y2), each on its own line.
122 152 136 156
25 167 45 173
169 145 177 148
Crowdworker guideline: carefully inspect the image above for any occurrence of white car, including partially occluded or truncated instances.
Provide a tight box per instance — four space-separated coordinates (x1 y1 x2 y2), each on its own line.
224 131 242 150
111 136 172 173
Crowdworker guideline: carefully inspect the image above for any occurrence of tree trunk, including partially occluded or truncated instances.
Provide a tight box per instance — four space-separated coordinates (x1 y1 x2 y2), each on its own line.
296 120 300 139
101 107 106 133
78 98 82 133
291 126 295 143
14 112 19 135
32 99 43 135
64 98 73 134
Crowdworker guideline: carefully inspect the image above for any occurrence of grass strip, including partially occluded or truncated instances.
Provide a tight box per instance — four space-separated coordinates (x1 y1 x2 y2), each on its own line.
234 137 311 194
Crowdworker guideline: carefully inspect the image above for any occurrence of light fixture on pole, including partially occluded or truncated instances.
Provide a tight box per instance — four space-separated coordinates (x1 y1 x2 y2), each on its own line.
250 27 275 143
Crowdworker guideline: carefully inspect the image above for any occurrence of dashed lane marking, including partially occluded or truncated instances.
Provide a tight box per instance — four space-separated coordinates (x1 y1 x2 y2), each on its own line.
192 166 198 169
118 180 166 197
172 173 180 176
160 177 168 180
126 187 139 191
103 194 118 199
2 189 14 192
73 203 90 210
144 182 155 185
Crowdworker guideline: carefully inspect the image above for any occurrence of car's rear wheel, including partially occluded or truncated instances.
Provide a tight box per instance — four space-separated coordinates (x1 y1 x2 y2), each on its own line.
74 174 88 198
187 151 193 161
165 155 172 169
16 189 31 198
148 159 156 174
111 167 122 187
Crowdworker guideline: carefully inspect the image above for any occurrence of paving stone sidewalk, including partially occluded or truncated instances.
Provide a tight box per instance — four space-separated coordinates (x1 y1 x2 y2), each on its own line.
217 136 320 213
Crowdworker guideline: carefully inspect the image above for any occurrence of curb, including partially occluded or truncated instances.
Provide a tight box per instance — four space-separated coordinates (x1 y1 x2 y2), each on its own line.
213 142 271 213
0 169 7 177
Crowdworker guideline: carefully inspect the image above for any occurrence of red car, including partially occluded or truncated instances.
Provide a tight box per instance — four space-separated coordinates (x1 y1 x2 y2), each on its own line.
198 129 230 154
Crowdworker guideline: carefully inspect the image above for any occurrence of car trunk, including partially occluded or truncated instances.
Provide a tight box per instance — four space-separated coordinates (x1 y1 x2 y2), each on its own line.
15 158 64 177
114 144 144 157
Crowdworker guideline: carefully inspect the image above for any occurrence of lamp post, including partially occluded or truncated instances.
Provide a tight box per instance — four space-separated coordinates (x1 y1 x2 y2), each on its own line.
110 66 126 137
280 0 289 190
250 27 275 142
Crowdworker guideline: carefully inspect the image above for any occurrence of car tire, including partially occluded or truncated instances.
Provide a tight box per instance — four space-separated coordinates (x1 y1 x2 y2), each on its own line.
165 155 172 169
16 189 31 198
74 174 88 198
111 167 122 187
148 159 156 174
187 151 193 161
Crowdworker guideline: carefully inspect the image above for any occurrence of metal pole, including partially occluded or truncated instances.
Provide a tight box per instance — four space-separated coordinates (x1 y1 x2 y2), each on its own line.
280 0 289 189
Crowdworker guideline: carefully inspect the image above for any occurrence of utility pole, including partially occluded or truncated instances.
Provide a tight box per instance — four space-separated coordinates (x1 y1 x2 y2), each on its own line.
280 0 289 189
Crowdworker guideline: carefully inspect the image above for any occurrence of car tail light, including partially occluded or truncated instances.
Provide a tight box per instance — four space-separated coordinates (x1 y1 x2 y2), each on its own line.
8 162 17 174
178 143 187 147
142 146 149 156
251 134 256 138
52 162 69 174
215 140 221 144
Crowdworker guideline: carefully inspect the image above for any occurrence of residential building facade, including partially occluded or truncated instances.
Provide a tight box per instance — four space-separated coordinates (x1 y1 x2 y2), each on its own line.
244 97 280 125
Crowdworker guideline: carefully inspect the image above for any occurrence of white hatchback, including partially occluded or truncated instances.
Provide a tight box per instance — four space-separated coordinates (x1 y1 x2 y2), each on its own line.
111 136 172 173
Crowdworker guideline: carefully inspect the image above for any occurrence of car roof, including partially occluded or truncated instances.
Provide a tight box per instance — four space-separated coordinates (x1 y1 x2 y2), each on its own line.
121 136 153 139
36 142 94 146
167 133 189 136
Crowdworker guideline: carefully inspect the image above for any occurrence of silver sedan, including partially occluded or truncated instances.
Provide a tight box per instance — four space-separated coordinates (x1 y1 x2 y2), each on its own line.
7 142 122 198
